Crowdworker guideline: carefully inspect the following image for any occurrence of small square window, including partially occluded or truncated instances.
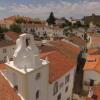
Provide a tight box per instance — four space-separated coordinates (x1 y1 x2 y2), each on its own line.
14 85 18 92
90 79 94 86
36 90 40 100
57 93 61 100
67 97 70 100
53 82 58 95
3 49 7 53
65 86 68 92
65 74 70 84
35 73 41 80
59 82 64 89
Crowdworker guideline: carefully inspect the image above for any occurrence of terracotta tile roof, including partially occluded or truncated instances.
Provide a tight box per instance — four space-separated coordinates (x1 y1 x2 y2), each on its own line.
0 40 15 48
67 36 86 47
41 50 75 83
84 55 100 73
86 83 100 100
40 41 80 83
86 32 95 36
88 48 100 55
0 18 14 25
91 37 100 45
4 16 17 21
49 40 80 59
0 64 6 70
0 64 21 100
4 32 20 43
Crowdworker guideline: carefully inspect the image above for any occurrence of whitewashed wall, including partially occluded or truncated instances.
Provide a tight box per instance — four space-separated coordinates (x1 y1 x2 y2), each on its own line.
83 70 100 90
0 45 15 63
27 64 49 100
48 66 76 100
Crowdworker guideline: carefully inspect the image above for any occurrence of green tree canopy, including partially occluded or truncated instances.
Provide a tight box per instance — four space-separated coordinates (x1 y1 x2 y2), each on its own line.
73 21 82 28
0 26 8 33
10 23 21 33
15 17 26 24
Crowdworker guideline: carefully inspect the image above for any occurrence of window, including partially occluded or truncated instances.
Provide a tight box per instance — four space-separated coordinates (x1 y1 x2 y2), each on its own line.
92 94 98 100
90 79 94 86
65 86 68 92
43 27 44 30
38 32 40 35
53 82 58 95
35 73 41 80
14 85 18 92
67 97 70 100
59 82 64 89
3 49 6 53
36 90 39 100
65 74 70 84
3 56 6 63
10 58 13 61
57 93 61 100
26 38 30 46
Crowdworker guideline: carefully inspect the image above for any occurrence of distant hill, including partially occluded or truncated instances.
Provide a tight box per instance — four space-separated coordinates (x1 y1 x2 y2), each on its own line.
4 15 34 23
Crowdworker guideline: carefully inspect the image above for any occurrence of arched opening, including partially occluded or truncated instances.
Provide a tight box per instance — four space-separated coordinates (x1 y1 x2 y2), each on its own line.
14 85 18 92
36 90 39 100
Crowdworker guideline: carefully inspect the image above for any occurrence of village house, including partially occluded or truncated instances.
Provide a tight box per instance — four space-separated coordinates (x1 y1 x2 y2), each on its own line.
55 18 67 26
86 83 100 100
21 22 64 38
83 47 100 91
0 33 80 100
0 40 15 64
0 16 34 29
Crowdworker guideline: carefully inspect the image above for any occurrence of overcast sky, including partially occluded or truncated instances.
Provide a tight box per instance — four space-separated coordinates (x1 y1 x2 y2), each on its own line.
0 0 100 19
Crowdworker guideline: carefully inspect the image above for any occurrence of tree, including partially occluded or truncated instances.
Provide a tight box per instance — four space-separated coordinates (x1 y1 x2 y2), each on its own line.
0 33 5 40
47 12 56 25
0 26 8 33
10 24 21 33
0 26 8 40
15 18 26 24
64 32 70 36
62 20 72 28
73 21 82 28
84 33 88 41
83 24 89 32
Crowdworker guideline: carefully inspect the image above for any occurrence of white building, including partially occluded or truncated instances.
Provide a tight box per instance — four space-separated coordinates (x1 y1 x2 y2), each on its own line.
21 23 64 37
0 40 15 64
55 18 66 26
83 55 100 91
1 33 80 100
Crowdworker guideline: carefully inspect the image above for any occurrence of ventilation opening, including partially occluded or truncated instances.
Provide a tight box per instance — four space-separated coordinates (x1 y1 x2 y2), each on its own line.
14 85 18 92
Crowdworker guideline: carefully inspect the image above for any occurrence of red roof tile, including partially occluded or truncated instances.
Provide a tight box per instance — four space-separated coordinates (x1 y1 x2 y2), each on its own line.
0 64 6 70
88 48 100 55
4 32 20 43
0 72 21 100
40 41 80 83
91 37 100 45
41 50 75 83
84 55 100 73
67 35 86 47
0 64 21 99
0 40 15 48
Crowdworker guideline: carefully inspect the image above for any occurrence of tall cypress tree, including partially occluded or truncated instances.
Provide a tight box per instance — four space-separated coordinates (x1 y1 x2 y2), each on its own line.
47 12 56 25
